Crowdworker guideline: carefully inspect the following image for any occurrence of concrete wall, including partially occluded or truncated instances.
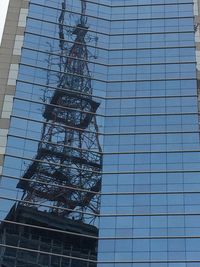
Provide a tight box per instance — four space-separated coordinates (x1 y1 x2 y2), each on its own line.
0 0 29 173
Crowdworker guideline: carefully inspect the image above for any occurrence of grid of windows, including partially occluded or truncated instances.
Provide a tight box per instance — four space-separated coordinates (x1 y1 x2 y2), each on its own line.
0 0 200 266
99 0 200 266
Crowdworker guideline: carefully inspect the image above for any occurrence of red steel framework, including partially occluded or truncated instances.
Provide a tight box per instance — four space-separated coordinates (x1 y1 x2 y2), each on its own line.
0 1 102 266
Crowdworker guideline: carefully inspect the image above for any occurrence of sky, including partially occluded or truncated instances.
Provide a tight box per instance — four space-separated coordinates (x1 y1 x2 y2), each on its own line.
0 0 9 43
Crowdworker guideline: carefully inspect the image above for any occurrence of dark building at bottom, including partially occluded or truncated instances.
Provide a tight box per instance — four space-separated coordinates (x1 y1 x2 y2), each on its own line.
0 205 98 267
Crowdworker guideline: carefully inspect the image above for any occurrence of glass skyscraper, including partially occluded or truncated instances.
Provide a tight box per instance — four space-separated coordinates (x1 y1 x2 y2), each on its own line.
0 0 200 266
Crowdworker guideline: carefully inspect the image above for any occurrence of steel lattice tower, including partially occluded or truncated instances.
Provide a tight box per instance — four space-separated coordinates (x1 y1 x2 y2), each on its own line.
18 0 102 223
0 1 102 266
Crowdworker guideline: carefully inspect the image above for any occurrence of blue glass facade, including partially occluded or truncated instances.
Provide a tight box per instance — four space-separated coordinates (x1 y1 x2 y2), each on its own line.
98 1 200 266
0 0 200 266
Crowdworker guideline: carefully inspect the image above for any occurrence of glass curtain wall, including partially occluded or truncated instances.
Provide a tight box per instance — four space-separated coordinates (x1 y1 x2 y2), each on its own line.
98 0 200 267
0 0 106 266
0 0 200 267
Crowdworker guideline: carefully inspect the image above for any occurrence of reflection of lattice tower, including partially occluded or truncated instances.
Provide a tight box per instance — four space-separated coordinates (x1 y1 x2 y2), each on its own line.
17 0 102 223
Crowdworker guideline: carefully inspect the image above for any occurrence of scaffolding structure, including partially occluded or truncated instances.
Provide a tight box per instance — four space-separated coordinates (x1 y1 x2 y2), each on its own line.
0 0 102 266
